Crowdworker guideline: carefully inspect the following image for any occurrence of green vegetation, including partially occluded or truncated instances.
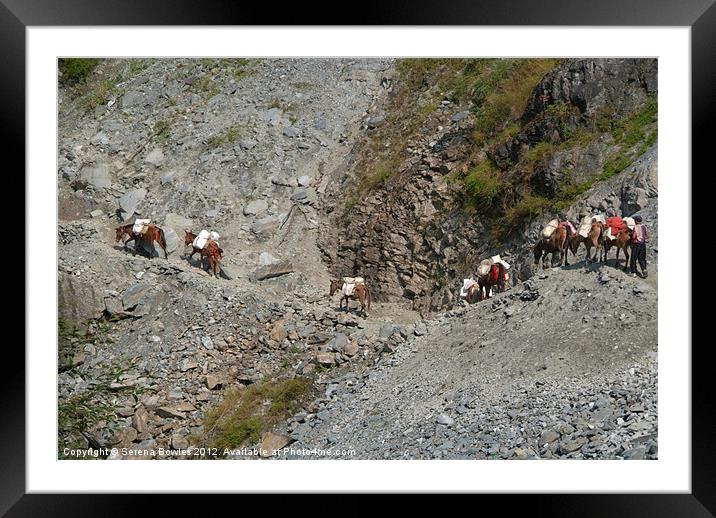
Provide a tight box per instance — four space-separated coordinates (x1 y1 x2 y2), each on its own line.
552 97 658 210
200 377 315 451
207 123 244 148
191 75 219 100
59 58 101 83
463 160 503 207
128 59 154 76
58 317 141 458
83 75 122 109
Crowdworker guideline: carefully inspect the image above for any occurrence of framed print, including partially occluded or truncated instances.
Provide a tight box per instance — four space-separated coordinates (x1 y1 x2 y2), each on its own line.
7 0 709 514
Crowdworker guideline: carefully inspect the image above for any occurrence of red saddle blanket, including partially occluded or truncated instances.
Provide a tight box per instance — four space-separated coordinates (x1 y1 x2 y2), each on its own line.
605 217 627 235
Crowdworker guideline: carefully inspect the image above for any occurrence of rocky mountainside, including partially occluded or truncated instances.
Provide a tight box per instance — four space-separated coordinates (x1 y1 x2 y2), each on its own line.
57 58 657 460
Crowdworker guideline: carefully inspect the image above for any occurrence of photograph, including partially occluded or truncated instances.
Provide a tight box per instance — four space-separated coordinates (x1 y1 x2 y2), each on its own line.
56 56 659 461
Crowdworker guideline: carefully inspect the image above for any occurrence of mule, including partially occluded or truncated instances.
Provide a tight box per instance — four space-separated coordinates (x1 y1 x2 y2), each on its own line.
329 279 372 316
115 223 167 259
184 230 224 277
465 283 480 304
583 221 604 264
602 227 632 270
477 262 507 301
534 223 569 269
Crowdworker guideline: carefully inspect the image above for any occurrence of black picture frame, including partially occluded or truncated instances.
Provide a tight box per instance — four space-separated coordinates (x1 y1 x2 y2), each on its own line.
7 0 707 514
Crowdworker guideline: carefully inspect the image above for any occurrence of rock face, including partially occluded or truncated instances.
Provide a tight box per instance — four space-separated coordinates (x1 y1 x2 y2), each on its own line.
58 272 106 328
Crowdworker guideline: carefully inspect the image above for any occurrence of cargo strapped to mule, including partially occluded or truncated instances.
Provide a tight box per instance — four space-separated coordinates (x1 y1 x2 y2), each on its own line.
133 218 151 235
341 276 365 297
541 219 559 238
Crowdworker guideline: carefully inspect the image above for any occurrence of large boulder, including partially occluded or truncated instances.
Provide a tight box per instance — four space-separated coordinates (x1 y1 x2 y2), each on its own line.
243 199 269 216
78 164 112 190
58 272 105 328
118 188 147 221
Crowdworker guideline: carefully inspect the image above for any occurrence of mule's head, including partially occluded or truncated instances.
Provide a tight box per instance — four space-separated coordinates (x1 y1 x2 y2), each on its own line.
329 279 341 296
115 225 127 242
184 229 195 246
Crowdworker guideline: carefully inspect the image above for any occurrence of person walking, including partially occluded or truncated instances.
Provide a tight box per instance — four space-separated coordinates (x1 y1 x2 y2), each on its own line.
630 215 650 277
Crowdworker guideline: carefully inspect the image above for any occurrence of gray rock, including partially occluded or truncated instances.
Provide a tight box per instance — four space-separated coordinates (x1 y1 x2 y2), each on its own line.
250 216 280 235
118 188 147 219
58 272 106 327
244 199 269 216
290 188 308 201
172 434 190 450
539 430 560 446
121 282 151 310
180 359 198 372
343 342 359 357
144 148 165 167
160 171 176 185
90 132 110 147
78 163 112 190
254 260 294 281
436 414 454 426
205 209 219 219
451 110 469 122
414 321 427 336
622 446 646 460
328 333 349 353
379 324 397 338
259 252 281 266
90 209 104 218
560 436 587 453
297 175 311 187
162 227 180 254
164 213 194 235
237 139 257 150
120 90 145 108
283 126 300 138
262 108 283 126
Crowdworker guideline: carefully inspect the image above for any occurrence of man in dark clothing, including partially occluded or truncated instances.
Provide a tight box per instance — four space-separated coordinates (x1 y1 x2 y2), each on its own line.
630 215 650 277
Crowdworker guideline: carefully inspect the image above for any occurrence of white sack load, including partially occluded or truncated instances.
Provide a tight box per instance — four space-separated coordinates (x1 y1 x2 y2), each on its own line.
209 231 221 241
193 229 211 249
623 216 636 230
460 278 477 298
133 218 151 234
476 259 492 278
578 215 593 238
341 276 364 297
541 219 559 238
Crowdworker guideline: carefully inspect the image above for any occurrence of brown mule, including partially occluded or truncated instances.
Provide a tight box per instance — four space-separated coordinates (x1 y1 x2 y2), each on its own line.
477 262 507 301
329 279 372 316
115 223 167 258
184 230 224 277
602 227 632 270
584 221 604 264
465 284 480 304
534 224 568 269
